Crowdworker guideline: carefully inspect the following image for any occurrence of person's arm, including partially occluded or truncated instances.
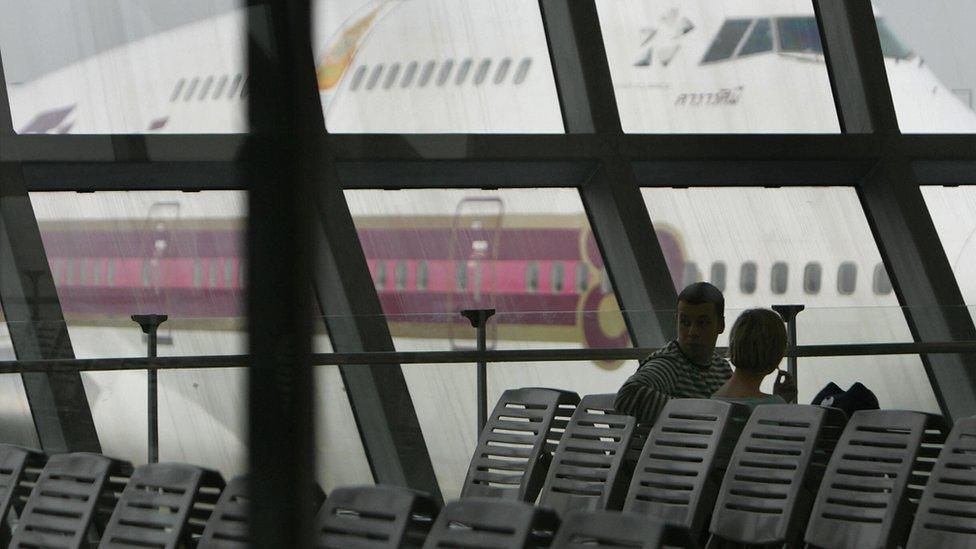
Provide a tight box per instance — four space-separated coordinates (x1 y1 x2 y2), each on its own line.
614 358 679 423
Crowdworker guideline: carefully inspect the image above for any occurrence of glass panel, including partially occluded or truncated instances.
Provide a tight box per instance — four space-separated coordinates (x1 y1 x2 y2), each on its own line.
872 1 976 132
344 188 637 498
642 187 939 412
1 1 246 134
596 0 840 133
922 187 976 311
315 0 564 133
0 309 41 448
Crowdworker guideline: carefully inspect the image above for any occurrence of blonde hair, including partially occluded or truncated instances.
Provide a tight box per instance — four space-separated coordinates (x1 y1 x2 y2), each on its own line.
728 308 787 376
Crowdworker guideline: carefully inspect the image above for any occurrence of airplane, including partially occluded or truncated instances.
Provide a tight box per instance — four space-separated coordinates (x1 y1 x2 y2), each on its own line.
1 0 972 497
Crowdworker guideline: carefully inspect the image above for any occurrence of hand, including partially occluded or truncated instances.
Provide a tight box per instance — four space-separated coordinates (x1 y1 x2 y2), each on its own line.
773 370 798 403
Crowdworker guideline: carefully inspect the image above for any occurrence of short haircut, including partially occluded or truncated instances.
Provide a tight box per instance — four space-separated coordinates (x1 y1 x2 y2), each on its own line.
728 308 787 376
676 282 724 319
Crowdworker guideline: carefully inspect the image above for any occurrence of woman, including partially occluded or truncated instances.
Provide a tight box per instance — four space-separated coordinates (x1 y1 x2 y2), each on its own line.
712 308 789 409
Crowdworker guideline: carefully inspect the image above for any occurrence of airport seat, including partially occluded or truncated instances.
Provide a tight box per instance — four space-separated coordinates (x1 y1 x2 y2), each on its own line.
197 475 325 548
421 498 559 548
461 387 580 502
624 399 749 545
906 415 976 549
549 510 666 549
99 462 225 549
315 484 439 548
707 405 847 548
804 410 948 549
0 444 46 546
10 452 132 549
539 393 636 516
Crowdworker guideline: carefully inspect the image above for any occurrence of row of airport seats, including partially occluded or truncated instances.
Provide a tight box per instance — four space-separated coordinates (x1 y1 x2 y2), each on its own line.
459 388 976 548
0 388 973 548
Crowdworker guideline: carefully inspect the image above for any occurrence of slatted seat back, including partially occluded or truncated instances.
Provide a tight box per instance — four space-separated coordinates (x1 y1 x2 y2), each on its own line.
198 475 249 548
421 498 559 549
11 453 131 549
709 405 846 547
624 399 748 539
316 485 439 548
0 445 45 545
99 463 225 549
462 388 579 502
805 410 945 549
539 394 636 516
907 416 976 549
550 510 664 549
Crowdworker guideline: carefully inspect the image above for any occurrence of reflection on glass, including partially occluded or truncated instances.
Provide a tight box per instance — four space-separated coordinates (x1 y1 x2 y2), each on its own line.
0 310 40 448
1 1 246 134
642 187 939 412
872 1 976 132
922 187 976 310
596 0 840 133
314 0 563 133
344 188 637 497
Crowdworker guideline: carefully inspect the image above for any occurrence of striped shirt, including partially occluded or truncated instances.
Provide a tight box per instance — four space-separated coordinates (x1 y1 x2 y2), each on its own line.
615 340 732 424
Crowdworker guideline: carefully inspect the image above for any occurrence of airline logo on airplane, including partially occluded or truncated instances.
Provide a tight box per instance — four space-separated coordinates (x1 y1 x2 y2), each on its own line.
317 6 384 91
634 7 695 68
19 104 76 134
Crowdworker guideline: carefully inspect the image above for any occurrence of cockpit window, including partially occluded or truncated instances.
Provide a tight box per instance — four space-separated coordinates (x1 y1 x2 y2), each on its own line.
876 19 913 60
739 19 773 56
702 19 752 63
777 17 824 55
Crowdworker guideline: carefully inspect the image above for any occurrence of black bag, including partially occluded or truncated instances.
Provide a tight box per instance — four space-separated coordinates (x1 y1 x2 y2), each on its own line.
811 381 879 417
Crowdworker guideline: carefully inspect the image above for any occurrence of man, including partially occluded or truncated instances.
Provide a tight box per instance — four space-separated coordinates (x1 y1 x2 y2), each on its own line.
615 282 793 423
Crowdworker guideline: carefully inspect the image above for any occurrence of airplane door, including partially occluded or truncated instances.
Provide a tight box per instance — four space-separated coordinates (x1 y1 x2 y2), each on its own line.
139 201 181 345
448 197 503 351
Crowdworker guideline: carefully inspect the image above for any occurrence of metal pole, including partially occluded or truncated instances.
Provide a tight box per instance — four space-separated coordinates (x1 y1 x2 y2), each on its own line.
772 305 804 403
132 314 167 463
462 309 495 435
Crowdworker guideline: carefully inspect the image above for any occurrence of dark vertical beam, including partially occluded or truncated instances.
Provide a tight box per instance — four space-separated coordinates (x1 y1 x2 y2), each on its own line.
817 0 976 420
312 163 443 503
246 0 316 545
0 165 100 453
0 46 14 134
539 0 676 346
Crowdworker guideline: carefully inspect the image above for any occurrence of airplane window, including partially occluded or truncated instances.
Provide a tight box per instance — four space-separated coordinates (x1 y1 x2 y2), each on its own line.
212 75 229 100
777 17 824 55
803 262 822 295
141 259 151 287
682 261 701 289
183 78 200 102
108 259 117 285
193 259 202 288
198 76 214 100
873 263 893 295
401 62 419 88
710 262 727 292
350 66 368 91
366 65 384 90
701 19 752 64
224 259 234 288
238 261 246 288
495 58 512 85
455 58 473 85
526 261 540 293
65 258 73 285
228 74 243 99
209 259 220 288
395 260 408 290
771 262 788 294
514 58 532 85
740 262 757 295
383 63 401 90
456 260 468 291
837 262 858 295
92 259 102 285
374 261 387 290
600 267 612 293
240 78 249 99
436 60 455 87
418 61 436 87
739 19 773 57
551 262 565 293
170 79 186 103
416 260 429 291
576 262 590 293
474 59 492 86
875 19 913 60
